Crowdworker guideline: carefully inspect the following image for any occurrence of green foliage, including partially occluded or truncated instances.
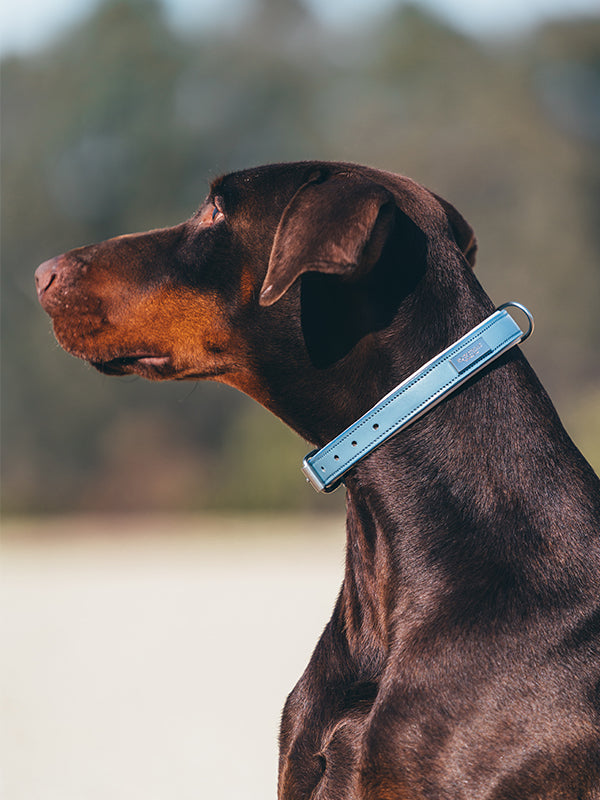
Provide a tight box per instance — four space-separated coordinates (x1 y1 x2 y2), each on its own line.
2 0 599 512
565 388 600 476
210 403 344 512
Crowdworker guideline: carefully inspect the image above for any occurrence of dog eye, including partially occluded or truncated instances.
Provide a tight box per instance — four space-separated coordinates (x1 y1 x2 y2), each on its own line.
211 197 225 223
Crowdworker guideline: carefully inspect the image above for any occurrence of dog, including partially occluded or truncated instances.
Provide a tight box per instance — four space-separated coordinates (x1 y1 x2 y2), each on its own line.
36 161 600 799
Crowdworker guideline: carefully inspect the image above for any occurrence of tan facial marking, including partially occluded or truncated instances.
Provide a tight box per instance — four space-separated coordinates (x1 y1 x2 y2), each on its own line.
52 272 270 404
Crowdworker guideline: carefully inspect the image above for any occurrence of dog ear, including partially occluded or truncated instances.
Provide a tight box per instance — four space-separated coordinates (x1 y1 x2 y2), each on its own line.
432 192 477 268
259 174 395 306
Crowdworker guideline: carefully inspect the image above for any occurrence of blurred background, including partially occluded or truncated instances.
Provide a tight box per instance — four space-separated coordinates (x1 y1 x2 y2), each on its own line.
1 0 599 798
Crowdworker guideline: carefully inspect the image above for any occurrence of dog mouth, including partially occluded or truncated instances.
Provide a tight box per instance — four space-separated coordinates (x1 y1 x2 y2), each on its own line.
90 354 172 376
88 353 231 381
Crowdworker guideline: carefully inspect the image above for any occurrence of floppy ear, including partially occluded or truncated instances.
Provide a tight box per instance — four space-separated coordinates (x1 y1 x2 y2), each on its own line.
432 192 478 268
259 174 395 306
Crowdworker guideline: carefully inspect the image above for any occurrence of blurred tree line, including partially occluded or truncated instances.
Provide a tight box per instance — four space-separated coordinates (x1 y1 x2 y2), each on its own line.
1 0 599 513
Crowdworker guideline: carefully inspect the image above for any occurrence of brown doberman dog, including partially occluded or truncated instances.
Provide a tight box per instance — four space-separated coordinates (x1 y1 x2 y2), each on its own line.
36 161 600 799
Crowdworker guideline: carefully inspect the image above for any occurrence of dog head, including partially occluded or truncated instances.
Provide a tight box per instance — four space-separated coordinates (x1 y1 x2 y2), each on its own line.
36 161 477 437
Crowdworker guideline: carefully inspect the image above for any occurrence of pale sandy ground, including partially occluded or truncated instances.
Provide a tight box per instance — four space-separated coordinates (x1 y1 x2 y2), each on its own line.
1 515 346 800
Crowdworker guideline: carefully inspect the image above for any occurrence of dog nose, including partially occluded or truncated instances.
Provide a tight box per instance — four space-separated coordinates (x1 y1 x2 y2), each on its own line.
35 257 59 300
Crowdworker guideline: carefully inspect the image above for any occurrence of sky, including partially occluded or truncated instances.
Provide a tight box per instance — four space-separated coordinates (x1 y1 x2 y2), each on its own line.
1 0 599 55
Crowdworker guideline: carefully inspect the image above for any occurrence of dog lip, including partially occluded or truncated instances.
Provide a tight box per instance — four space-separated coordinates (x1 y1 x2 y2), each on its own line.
134 355 171 367
89 353 171 375
89 354 231 380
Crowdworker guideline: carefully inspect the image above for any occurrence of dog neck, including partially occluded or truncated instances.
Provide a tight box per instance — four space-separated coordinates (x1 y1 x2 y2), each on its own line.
334 311 600 677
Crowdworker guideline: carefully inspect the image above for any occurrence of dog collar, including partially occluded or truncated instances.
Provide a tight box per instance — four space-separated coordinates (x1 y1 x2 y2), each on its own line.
302 302 534 493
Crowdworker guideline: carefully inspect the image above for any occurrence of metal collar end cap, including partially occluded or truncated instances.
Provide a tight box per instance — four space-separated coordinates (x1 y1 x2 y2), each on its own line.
301 453 342 493
301 453 327 492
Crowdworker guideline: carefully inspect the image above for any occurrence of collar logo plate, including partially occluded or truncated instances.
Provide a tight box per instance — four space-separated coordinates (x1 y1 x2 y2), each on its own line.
450 337 492 374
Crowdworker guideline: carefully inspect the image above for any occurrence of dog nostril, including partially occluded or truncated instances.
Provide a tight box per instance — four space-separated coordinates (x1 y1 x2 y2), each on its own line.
41 272 55 292
35 258 59 297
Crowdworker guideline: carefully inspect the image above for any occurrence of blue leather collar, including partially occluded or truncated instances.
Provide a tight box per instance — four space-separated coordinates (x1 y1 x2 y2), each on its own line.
302 302 534 493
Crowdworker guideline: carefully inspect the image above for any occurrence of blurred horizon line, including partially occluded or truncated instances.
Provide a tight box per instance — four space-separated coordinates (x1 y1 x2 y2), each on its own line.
2 0 600 58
